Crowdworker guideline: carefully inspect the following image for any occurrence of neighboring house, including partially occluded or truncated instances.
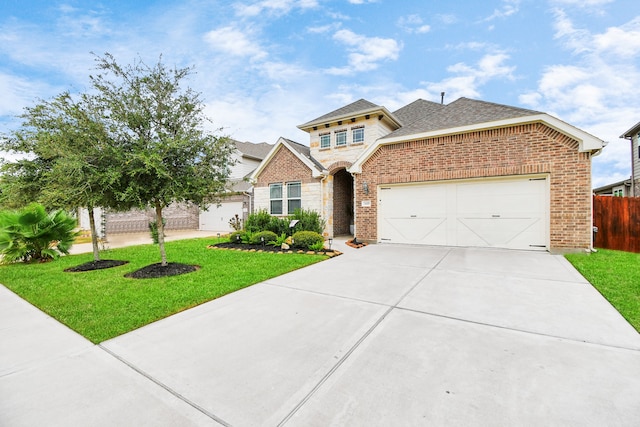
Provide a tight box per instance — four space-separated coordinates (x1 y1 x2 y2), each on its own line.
79 139 272 236
198 140 272 231
593 179 632 197
250 97 604 252
621 121 640 197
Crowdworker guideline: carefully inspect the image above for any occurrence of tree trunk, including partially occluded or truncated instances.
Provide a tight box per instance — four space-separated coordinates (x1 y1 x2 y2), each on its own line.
155 200 167 266
88 206 101 262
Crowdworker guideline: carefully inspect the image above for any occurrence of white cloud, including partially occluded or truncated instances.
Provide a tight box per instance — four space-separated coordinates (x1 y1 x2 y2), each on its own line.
520 12 640 186
347 0 378 4
326 29 402 75
551 0 613 6
484 0 520 21
233 0 318 17
397 15 431 34
203 26 267 60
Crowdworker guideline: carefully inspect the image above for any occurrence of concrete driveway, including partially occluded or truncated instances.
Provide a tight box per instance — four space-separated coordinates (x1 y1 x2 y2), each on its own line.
2 243 640 426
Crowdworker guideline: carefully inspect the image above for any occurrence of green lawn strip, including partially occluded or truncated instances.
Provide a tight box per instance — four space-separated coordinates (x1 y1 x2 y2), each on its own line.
0 238 327 343
565 249 640 333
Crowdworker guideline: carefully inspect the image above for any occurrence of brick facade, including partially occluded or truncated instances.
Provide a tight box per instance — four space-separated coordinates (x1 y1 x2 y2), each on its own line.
255 146 317 186
355 123 592 251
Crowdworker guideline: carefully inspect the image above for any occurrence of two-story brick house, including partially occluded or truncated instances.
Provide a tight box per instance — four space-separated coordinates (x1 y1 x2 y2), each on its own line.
250 97 604 252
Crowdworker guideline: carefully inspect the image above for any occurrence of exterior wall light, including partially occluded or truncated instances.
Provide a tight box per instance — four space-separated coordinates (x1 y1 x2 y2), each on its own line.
363 181 369 195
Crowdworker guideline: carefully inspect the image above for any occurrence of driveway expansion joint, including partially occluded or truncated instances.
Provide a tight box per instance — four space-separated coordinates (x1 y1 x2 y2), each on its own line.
98 344 231 427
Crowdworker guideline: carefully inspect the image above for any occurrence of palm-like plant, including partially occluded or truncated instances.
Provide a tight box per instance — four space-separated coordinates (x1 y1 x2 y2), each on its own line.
0 203 79 263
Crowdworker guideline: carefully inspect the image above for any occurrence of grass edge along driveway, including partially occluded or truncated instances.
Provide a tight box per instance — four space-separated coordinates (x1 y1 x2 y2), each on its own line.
565 249 640 333
0 238 327 343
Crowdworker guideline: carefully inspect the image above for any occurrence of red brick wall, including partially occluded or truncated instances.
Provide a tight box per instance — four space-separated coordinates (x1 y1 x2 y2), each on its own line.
255 146 317 186
355 123 592 251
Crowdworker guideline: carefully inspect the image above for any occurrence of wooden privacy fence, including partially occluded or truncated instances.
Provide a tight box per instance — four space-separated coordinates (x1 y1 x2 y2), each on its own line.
593 195 640 253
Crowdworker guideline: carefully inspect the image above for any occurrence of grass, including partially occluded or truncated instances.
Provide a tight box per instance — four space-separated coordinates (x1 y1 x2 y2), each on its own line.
565 249 640 332
0 238 327 343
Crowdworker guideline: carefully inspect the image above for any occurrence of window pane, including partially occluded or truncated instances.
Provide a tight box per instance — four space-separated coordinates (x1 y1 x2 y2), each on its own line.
287 199 301 214
270 183 282 198
287 182 301 198
270 200 283 215
320 134 330 148
336 131 347 146
352 127 364 143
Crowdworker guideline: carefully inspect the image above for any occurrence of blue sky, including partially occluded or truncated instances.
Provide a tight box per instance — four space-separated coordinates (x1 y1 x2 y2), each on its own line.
1 0 639 187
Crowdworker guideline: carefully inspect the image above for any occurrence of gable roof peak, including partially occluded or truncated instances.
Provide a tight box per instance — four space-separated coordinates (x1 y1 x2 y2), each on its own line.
297 98 389 130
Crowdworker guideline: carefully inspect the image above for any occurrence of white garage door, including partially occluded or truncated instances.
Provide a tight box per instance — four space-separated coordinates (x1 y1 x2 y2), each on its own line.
378 176 548 251
199 202 244 232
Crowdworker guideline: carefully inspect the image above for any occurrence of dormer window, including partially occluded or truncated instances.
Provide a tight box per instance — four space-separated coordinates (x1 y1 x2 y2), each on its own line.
335 130 347 147
320 133 330 149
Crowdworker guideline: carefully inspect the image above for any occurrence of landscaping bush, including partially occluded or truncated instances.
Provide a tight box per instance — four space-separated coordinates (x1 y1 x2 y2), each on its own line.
289 209 326 235
251 230 278 245
229 230 246 243
291 230 324 250
245 209 273 233
244 208 326 236
0 203 79 263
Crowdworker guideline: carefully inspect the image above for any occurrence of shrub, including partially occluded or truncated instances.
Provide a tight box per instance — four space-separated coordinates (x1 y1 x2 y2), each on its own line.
309 240 326 251
251 230 278 245
0 203 79 263
229 230 246 243
245 209 273 233
228 214 242 231
268 233 289 247
291 230 324 250
289 209 326 235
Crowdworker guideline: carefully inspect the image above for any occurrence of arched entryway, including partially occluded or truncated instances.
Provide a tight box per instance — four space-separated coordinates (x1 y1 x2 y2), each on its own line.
332 168 354 235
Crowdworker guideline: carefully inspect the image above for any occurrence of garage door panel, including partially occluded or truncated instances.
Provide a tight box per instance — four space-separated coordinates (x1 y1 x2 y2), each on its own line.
378 177 548 251
199 202 243 231
381 218 447 244
457 218 544 248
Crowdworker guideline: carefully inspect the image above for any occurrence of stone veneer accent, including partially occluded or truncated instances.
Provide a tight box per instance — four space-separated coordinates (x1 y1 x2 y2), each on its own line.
354 123 592 252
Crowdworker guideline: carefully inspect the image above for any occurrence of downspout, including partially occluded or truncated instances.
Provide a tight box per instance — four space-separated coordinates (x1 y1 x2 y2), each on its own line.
624 134 635 197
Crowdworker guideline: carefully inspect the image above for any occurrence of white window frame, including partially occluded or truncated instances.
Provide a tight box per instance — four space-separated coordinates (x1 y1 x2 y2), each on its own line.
352 127 365 144
270 183 283 215
320 133 330 149
335 130 347 147
287 181 301 214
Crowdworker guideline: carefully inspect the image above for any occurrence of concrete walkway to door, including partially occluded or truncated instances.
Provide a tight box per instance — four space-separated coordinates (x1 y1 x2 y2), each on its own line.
2 243 640 426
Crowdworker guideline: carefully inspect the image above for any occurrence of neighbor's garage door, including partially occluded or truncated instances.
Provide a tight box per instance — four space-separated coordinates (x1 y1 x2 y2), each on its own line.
378 176 548 251
199 202 243 232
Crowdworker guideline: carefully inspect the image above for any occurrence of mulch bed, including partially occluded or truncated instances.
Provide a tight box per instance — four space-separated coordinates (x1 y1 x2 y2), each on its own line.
125 262 199 279
346 238 368 249
65 260 129 272
209 242 341 257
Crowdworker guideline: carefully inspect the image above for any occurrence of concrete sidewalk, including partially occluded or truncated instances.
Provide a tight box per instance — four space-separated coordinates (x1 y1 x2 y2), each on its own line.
2 243 640 426
69 229 220 255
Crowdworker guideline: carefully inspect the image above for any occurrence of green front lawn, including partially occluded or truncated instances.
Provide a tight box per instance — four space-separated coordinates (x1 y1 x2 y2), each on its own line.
565 249 640 332
0 238 327 343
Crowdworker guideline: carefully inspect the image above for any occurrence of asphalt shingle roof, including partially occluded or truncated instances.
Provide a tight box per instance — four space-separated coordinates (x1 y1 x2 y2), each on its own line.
392 99 444 126
281 138 327 172
383 97 543 140
234 140 273 160
298 99 382 128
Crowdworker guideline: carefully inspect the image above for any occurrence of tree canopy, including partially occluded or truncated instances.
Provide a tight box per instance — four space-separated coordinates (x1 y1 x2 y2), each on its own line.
1 53 235 266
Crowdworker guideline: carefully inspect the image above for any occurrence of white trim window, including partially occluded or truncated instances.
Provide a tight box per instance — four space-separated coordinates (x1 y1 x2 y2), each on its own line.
320 133 330 149
287 182 302 214
270 183 283 215
352 126 365 144
335 130 347 147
